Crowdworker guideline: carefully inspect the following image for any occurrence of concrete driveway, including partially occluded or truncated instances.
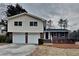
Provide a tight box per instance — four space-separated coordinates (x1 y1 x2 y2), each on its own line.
0 44 37 56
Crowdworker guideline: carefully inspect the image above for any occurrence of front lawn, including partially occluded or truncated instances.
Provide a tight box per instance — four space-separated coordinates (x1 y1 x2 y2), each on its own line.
31 44 79 56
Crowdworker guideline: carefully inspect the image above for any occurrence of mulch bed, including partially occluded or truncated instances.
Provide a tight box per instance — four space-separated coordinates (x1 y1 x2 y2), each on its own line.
52 44 79 49
43 43 79 49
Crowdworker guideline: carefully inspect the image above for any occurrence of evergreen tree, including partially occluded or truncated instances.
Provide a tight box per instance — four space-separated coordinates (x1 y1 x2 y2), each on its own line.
15 3 27 14
6 4 27 17
6 5 17 17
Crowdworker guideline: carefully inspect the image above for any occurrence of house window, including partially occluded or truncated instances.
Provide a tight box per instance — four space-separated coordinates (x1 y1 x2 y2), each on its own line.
60 32 64 37
14 21 22 26
53 32 57 36
46 32 48 39
14 22 18 26
30 22 33 26
19 22 22 26
30 21 38 26
34 22 37 26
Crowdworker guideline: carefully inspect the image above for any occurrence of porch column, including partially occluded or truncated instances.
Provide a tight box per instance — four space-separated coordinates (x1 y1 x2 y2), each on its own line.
48 32 51 39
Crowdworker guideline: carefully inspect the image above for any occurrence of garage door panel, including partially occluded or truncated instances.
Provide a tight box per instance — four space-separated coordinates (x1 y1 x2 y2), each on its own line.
28 33 40 44
13 33 25 44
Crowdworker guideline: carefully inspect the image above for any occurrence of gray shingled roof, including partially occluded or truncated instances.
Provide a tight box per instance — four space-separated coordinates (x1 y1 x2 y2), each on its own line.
44 29 69 32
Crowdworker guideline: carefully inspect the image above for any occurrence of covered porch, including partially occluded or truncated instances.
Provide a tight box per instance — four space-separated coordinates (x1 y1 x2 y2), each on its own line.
44 29 69 43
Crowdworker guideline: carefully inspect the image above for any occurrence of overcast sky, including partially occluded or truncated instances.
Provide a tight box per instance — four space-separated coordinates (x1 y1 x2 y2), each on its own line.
0 3 79 31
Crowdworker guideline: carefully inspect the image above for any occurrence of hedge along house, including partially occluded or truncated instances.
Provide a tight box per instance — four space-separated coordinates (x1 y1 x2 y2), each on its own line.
7 12 46 44
44 29 69 42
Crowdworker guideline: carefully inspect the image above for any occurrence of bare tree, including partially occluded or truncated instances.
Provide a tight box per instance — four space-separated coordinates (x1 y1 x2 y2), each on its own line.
58 19 63 29
63 19 68 29
58 18 68 29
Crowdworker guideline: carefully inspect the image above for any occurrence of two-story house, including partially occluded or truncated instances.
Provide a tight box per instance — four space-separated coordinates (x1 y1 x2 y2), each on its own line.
7 12 69 44
7 12 46 44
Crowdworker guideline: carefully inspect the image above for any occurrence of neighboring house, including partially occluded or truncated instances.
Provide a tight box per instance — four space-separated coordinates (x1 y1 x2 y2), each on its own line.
46 20 54 29
44 29 69 41
0 24 6 35
7 12 46 44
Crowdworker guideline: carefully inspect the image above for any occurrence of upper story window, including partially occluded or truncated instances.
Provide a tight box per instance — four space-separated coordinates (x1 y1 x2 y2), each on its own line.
14 22 18 26
34 22 37 26
30 22 33 26
30 21 38 26
19 21 22 26
14 21 22 26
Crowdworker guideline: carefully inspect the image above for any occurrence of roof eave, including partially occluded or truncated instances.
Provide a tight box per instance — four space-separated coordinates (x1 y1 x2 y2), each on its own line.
7 12 46 22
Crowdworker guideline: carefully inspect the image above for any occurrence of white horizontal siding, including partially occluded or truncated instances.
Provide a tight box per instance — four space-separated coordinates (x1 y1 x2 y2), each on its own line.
8 14 43 33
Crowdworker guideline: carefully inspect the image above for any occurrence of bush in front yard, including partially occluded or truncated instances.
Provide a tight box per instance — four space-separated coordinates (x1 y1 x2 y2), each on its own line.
5 36 12 43
0 35 6 43
38 38 44 45
0 35 12 43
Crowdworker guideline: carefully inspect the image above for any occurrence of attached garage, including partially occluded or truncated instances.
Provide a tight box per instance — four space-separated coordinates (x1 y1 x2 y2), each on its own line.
12 33 40 44
28 33 40 44
13 33 25 44
8 12 45 44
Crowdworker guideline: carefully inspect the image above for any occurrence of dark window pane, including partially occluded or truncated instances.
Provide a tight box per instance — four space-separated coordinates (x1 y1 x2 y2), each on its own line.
46 32 48 39
19 22 22 26
60 32 64 36
14 22 18 26
30 22 33 26
34 22 37 26
54 32 56 36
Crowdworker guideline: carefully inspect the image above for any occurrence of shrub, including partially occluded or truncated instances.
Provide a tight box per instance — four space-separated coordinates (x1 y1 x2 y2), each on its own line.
0 35 6 43
38 38 44 45
0 35 12 43
5 36 12 43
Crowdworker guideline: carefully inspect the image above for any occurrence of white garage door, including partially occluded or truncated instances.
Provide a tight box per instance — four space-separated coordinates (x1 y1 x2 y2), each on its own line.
28 33 40 44
13 33 25 44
